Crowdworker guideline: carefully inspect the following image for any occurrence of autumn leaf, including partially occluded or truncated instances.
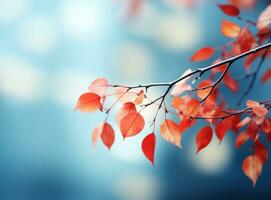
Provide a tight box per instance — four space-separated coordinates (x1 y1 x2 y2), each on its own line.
236 117 251 129
218 4 240 17
134 90 145 105
254 141 268 164
197 80 213 99
120 112 145 138
141 133 156 165
246 100 268 117
88 78 109 97
221 19 241 38
195 126 213 153
215 117 233 142
223 73 239 93
116 102 137 124
191 47 215 62
179 118 196 133
257 5 271 31
91 123 103 147
242 155 263 186
76 93 101 112
261 69 271 83
235 131 250 148
101 123 115 150
171 69 193 96
160 120 183 147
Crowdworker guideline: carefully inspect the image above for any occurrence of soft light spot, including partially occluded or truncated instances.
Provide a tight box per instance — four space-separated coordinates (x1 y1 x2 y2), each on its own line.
155 14 201 50
59 0 104 39
114 174 161 200
0 0 29 24
189 136 232 174
17 16 58 53
0 56 44 102
115 42 154 80
51 69 92 107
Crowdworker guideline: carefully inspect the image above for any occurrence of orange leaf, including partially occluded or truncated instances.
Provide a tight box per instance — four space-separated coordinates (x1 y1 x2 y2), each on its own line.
223 73 239 93
254 141 268 164
221 19 241 38
235 131 250 148
191 47 215 62
141 133 156 165
257 5 271 31
184 98 200 116
88 78 109 97
195 126 213 153
242 155 263 186
247 100 268 117
76 93 101 112
120 112 145 138
218 4 240 17
197 80 213 99
115 87 139 103
101 123 115 150
116 102 137 124
261 69 271 83
160 120 183 147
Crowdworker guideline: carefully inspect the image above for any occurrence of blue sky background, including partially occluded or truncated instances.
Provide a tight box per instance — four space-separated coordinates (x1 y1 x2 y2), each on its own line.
1 0 271 199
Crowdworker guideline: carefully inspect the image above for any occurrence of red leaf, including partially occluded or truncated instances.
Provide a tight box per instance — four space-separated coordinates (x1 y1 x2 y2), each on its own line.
120 112 145 138
235 131 250 148
195 126 213 153
242 155 263 186
197 80 213 99
254 141 268 164
257 5 271 31
160 120 183 147
191 47 215 62
179 118 196 133
223 73 239 93
215 117 233 142
236 117 251 129
218 4 240 17
88 78 109 97
116 102 137 125
221 19 241 38
101 123 115 150
261 69 271 83
141 133 156 165
76 93 101 112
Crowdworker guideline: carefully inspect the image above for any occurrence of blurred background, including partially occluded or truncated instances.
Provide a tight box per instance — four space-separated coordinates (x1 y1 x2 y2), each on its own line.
1 0 271 199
